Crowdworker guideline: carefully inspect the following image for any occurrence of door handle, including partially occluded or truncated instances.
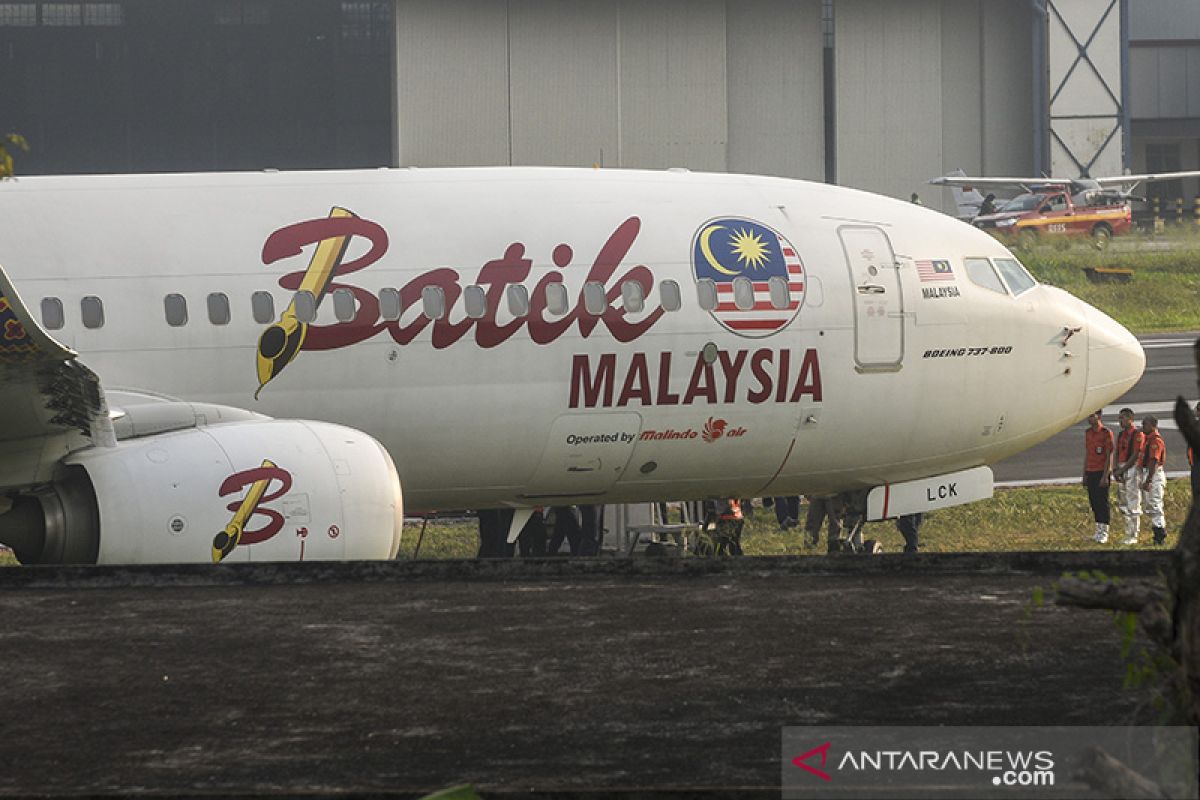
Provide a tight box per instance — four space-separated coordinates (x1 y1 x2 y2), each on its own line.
857 284 886 294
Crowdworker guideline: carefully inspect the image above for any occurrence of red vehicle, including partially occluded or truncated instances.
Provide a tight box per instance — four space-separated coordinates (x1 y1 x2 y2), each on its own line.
971 187 1131 250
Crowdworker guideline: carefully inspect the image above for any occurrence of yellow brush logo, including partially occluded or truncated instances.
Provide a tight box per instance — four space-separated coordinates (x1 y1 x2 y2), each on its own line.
213 459 292 563
255 207 356 398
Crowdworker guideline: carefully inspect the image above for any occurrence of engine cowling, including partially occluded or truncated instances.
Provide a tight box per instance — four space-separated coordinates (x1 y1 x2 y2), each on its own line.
1 420 403 564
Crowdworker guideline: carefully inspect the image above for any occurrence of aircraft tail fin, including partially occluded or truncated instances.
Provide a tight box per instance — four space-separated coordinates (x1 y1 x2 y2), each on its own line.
944 169 984 220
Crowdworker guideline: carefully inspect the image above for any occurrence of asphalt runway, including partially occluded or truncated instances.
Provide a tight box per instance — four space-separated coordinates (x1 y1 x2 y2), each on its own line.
0 554 1173 797
993 332 1198 484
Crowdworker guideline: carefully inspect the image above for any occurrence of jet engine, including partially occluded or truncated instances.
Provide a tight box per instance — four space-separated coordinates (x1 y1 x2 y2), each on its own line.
0 420 403 565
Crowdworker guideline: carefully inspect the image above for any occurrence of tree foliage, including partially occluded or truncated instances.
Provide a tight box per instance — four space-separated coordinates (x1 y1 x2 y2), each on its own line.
1 132 29 178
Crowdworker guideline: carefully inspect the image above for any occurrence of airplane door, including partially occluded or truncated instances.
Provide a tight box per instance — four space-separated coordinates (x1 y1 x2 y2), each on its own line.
523 413 642 499
839 226 904 370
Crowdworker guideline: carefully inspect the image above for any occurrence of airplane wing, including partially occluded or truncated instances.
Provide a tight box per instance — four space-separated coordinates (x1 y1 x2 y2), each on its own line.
0 261 115 491
1094 170 1200 188
928 174 1069 191
933 170 1200 193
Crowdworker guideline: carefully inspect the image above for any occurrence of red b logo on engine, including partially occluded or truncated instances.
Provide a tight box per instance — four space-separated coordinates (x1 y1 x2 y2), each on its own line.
218 462 293 546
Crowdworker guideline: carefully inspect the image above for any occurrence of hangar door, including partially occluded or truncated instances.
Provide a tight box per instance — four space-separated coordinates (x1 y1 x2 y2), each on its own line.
839 226 904 370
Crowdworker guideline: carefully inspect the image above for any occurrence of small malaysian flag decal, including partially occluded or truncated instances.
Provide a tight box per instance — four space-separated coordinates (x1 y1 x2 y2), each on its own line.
915 259 954 282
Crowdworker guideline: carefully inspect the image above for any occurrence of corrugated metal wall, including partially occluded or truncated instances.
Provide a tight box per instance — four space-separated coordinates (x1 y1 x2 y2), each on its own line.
393 0 1033 207
979 3 1033 178
837 0 1033 207
1130 45 1200 120
835 0 944 201
394 0 823 178
727 0 825 180
394 0 510 167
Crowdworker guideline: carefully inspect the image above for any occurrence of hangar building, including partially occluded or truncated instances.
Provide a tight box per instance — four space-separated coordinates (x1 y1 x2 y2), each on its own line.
1 0 1196 214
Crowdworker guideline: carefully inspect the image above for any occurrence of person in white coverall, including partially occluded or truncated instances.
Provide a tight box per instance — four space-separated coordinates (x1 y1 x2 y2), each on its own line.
1139 416 1168 546
1111 407 1144 545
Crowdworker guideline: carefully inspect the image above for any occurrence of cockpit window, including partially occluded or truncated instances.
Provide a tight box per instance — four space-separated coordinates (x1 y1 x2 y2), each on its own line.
964 257 1007 295
993 257 1037 296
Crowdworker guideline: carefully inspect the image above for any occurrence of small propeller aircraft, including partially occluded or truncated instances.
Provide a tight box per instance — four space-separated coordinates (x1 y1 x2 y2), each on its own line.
931 168 1200 248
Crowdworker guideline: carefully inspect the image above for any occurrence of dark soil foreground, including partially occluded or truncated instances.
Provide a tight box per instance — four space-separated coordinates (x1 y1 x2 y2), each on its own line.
0 553 1173 798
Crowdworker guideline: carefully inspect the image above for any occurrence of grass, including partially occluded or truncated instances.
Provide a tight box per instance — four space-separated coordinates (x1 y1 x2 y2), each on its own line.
1020 232 1200 333
391 482 1193 560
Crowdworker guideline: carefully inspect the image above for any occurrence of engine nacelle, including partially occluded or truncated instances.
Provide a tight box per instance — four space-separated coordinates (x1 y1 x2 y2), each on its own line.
2 420 403 564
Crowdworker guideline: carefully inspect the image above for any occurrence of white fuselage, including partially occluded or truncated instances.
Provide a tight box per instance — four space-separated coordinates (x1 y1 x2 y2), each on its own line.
0 167 1143 511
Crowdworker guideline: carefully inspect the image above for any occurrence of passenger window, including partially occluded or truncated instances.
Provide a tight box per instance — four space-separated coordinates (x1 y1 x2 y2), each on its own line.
164 293 188 327
379 288 401 321
621 280 645 313
421 285 446 320
251 291 274 324
40 297 64 330
545 282 569 316
583 282 607 316
507 284 529 317
993 258 1037 296
964 258 1007 295
768 276 790 310
81 296 104 329
733 276 755 310
207 293 231 325
696 278 718 311
333 288 356 322
293 291 317 323
463 285 487 319
660 280 682 312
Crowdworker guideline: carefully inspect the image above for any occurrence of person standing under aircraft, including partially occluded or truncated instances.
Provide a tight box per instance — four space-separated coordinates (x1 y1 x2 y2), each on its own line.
1112 407 1145 545
547 506 581 555
517 508 547 557
978 193 997 217
895 513 923 553
804 495 843 550
578 504 603 556
772 496 801 530
477 508 515 558
1140 416 1168 546
714 498 745 555
1082 410 1114 544
830 491 868 553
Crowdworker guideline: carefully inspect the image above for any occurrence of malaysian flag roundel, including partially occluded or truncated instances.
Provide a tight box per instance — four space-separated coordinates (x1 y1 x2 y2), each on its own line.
691 217 806 338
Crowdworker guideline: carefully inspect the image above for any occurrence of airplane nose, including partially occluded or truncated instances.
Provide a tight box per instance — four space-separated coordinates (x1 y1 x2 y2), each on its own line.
1083 304 1145 412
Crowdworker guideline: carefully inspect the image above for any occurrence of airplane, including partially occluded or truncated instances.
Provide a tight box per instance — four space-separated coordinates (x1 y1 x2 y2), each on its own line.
930 168 1200 196
931 169 1200 246
0 166 1145 565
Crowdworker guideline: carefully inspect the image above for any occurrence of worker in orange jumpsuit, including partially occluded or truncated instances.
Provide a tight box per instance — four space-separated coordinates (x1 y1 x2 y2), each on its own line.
1081 409 1114 544
1112 407 1145 545
1139 416 1168 546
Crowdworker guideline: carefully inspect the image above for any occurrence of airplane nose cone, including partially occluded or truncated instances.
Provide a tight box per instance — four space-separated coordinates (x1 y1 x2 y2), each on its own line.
1084 304 1145 412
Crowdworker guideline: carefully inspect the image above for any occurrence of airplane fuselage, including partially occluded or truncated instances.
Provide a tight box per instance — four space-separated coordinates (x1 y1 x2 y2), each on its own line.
0 168 1142 513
